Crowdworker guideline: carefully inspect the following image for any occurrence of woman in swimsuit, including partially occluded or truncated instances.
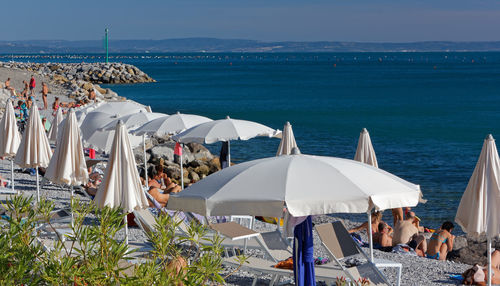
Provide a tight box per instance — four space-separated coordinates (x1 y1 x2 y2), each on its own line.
426 221 455 260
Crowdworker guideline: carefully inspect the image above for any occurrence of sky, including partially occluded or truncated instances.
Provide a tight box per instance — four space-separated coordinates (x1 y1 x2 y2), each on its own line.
4 0 500 42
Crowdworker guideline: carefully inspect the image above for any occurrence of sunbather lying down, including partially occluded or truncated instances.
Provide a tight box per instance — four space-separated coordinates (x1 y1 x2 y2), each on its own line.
148 165 181 194
463 250 500 285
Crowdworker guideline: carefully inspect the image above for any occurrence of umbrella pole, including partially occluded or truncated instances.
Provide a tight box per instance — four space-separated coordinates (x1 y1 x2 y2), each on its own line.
36 166 40 203
488 237 492 286
70 186 74 228
368 212 374 263
228 140 231 166
11 159 16 194
124 214 129 245
180 144 184 190
143 135 148 187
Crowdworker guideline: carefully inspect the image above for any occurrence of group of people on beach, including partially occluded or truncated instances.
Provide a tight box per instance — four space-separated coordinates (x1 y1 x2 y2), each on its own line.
349 208 455 261
3 76 91 124
83 157 182 208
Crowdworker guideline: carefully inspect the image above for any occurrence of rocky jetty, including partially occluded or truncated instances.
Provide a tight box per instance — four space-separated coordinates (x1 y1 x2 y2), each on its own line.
0 61 155 104
0 62 155 85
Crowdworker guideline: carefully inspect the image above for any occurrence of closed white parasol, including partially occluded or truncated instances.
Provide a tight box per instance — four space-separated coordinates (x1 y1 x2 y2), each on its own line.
14 103 53 202
93 121 149 244
456 134 500 286
0 99 21 193
48 107 64 143
45 109 89 225
354 128 378 168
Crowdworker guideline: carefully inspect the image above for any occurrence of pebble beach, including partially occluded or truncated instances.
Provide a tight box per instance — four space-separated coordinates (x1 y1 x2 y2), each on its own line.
0 63 481 285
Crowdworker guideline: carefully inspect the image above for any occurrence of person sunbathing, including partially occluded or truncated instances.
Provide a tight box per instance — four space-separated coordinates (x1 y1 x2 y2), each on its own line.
426 221 455 260
373 222 393 249
139 175 170 208
349 211 392 235
463 250 500 285
392 211 427 256
148 165 181 194
83 170 103 197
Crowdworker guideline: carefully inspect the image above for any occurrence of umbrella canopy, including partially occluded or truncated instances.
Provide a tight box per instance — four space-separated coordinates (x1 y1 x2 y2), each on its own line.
48 108 64 143
354 128 378 168
99 110 167 132
455 134 500 238
0 99 21 158
92 100 148 116
276 121 299 156
172 116 276 144
14 103 52 168
45 109 89 186
80 112 142 153
167 154 421 217
132 111 212 136
74 101 104 124
94 121 148 213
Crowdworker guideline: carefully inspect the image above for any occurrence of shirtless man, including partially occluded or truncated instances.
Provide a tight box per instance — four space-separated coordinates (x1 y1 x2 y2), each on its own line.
426 221 455 260
392 211 427 256
4 78 15 96
373 222 392 248
41 82 49 109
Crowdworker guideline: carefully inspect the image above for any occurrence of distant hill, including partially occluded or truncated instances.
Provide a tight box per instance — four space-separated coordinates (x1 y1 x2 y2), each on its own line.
2 38 500 53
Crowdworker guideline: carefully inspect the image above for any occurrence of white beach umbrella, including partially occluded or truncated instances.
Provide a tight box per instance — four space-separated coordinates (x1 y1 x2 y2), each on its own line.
74 101 104 124
14 103 53 202
48 107 64 143
354 128 378 168
99 110 167 132
353 127 379 261
132 111 212 136
276 121 299 156
94 121 149 245
455 134 500 286
45 109 89 225
98 110 167 187
167 154 421 217
172 116 277 188
0 99 21 193
92 100 148 116
80 112 142 153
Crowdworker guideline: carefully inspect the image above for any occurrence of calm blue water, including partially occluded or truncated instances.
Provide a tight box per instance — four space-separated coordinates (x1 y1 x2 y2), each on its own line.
10 52 500 231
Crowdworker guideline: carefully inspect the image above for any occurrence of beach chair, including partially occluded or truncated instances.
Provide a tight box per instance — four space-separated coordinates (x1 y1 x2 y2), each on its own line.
315 221 401 286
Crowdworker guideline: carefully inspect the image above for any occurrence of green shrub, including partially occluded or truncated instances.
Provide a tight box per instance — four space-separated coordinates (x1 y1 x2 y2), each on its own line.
0 195 246 285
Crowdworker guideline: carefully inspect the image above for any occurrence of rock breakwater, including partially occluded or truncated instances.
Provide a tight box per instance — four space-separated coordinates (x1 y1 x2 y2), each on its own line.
0 62 155 85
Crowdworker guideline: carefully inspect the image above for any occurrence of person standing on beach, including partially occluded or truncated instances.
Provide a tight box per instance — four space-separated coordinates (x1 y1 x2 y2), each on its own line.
41 82 49 109
21 80 29 98
29 75 36 96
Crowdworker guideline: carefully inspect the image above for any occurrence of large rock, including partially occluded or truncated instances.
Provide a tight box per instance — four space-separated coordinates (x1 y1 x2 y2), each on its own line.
151 145 174 162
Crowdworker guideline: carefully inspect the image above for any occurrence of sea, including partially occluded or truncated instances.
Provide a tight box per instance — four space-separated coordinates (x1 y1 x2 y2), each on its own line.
7 52 500 232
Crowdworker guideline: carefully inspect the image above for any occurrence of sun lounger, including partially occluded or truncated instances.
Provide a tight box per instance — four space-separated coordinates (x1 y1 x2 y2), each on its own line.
315 221 401 286
223 255 350 286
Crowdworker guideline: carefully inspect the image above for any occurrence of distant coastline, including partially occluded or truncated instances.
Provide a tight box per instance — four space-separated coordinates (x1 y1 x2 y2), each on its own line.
2 38 500 53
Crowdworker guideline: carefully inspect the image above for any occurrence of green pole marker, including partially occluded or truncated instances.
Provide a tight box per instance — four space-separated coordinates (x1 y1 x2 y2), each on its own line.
105 28 109 63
